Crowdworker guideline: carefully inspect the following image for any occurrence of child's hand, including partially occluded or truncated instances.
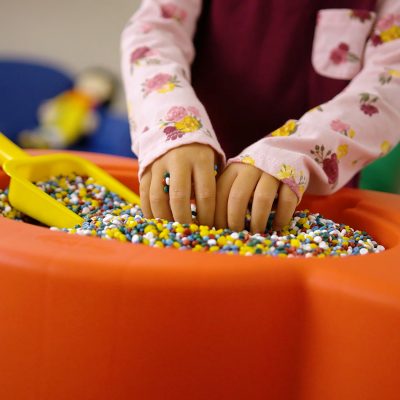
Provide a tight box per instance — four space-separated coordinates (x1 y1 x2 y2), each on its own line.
215 163 299 233
140 143 217 226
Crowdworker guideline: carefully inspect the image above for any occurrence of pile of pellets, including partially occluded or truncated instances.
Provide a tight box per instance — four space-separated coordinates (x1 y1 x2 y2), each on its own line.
0 174 385 257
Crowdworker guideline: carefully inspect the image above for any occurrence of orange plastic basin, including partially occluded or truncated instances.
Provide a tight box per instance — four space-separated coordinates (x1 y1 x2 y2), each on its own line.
0 151 399 400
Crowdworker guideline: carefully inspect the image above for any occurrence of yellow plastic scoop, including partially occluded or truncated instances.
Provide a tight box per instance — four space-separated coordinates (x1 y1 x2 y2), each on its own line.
0 132 141 228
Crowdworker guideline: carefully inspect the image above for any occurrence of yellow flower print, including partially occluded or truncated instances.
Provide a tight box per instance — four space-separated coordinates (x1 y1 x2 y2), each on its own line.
276 164 307 199
381 25 400 43
276 164 296 180
162 106 205 141
348 128 356 138
337 144 349 160
388 69 400 78
175 115 201 133
380 140 392 155
240 155 255 165
271 120 298 137
158 82 176 94
307 105 323 113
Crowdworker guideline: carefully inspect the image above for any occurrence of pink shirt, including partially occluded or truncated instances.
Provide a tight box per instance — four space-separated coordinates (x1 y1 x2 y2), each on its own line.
121 0 400 199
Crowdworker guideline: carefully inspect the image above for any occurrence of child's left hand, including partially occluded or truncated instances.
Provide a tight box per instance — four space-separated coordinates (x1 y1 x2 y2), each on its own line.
215 163 299 233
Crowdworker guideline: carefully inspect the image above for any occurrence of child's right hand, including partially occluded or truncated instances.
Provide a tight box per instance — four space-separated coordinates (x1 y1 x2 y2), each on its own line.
139 143 217 226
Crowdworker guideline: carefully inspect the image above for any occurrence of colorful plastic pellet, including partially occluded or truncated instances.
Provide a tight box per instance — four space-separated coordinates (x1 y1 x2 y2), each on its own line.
0 173 386 258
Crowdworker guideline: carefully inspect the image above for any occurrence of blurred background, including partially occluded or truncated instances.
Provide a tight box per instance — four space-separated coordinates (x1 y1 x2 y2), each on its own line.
0 0 140 158
0 0 398 192
1 0 140 112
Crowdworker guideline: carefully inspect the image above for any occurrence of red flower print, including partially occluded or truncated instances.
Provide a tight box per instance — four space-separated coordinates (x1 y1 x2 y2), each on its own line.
350 9 372 23
310 145 338 186
359 93 379 116
164 126 176 134
322 153 339 184
130 46 152 64
371 33 383 46
164 126 182 141
330 48 346 64
360 103 379 116
161 3 187 22
330 42 359 64
371 14 400 46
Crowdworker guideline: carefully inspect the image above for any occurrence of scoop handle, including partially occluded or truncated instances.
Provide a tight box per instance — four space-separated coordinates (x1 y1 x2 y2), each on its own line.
0 132 30 164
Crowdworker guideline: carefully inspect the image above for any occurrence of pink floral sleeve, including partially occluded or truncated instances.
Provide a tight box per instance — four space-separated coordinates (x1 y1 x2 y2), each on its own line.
121 0 226 182
227 0 400 198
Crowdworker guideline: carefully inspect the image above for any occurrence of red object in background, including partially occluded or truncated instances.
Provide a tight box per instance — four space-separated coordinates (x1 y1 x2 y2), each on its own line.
0 151 400 400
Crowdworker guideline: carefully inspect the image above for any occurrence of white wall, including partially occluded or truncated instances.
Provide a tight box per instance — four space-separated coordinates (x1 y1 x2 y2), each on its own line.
0 0 141 112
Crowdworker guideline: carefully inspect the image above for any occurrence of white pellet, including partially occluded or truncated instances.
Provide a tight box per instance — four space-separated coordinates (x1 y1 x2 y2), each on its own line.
319 241 328 249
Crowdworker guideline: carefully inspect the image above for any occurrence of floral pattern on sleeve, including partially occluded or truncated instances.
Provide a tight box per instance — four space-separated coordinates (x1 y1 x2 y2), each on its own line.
371 14 400 46
336 144 349 160
330 43 360 64
276 164 307 198
161 106 212 141
142 73 181 97
239 155 255 165
379 68 400 84
305 105 324 115
330 119 356 138
310 144 339 186
359 93 379 116
350 10 373 23
380 140 392 156
270 120 298 137
161 3 187 23
130 47 160 72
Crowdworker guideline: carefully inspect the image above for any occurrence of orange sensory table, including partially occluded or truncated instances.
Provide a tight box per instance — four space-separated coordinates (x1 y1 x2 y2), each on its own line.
0 151 399 400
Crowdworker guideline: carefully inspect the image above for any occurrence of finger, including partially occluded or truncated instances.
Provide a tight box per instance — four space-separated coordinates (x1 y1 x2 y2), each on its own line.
193 162 216 227
149 163 173 221
139 170 153 219
169 163 192 224
273 184 298 231
227 167 260 232
250 173 280 234
215 166 238 229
